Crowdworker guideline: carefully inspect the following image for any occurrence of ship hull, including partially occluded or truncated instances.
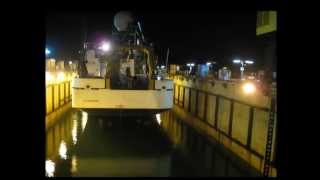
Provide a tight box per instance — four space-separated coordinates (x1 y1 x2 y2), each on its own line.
71 78 174 116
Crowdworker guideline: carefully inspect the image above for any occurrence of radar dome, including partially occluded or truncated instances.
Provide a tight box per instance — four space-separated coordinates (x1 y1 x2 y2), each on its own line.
114 11 135 32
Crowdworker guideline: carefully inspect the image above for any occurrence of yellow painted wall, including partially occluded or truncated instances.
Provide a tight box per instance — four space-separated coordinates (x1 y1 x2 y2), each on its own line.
218 98 231 134
256 11 277 36
46 81 72 116
184 88 190 110
190 89 197 115
169 76 277 176
232 103 250 144
173 76 270 108
197 92 205 119
205 95 216 126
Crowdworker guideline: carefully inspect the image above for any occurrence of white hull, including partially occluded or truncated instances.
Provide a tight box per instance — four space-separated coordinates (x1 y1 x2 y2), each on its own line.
72 78 173 111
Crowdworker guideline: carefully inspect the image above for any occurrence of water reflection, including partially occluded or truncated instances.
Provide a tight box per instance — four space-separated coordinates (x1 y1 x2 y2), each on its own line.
81 111 88 132
45 160 55 177
156 113 161 125
59 141 67 160
46 109 260 177
46 110 172 177
71 119 77 145
71 155 77 174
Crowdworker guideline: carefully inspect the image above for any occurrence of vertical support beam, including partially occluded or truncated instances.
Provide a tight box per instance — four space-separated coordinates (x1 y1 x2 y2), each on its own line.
45 86 47 115
246 107 254 148
64 82 67 104
214 96 219 129
177 85 180 106
228 101 234 136
182 86 185 108
195 89 199 116
66 81 69 102
188 88 192 112
68 81 71 101
70 81 72 100
69 81 71 101
52 85 55 112
203 93 208 122
173 84 176 104
58 83 60 108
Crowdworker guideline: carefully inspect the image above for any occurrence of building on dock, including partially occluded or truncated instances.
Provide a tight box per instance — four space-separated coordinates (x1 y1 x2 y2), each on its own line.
256 11 277 82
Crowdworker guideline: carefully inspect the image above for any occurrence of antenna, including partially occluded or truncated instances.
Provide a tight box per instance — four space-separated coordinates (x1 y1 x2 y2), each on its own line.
137 21 145 42
165 48 170 71
78 15 88 77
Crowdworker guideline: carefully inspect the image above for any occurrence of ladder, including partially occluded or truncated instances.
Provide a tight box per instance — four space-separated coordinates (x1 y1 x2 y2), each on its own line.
263 94 276 177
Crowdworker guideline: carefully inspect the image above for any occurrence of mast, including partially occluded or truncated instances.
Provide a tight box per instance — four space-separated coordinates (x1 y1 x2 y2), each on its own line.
78 15 88 77
165 48 170 72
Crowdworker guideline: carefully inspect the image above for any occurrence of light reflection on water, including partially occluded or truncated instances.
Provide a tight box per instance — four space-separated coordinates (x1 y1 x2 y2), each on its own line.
81 111 88 132
71 155 77 174
46 109 260 177
58 140 67 160
45 160 55 177
156 113 161 125
71 119 77 145
45 110 172 177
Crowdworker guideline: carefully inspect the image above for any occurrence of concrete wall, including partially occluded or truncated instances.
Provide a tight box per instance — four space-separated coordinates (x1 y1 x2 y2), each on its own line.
165 76 277 177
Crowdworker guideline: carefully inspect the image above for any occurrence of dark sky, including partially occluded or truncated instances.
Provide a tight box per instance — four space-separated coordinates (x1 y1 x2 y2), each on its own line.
46 11 258 67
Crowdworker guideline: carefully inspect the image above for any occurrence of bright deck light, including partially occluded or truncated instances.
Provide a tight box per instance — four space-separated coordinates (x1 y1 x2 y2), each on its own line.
46 48 51 55
233 59 241 63
242 82 256 94
245 60 254 64
99 42 111 52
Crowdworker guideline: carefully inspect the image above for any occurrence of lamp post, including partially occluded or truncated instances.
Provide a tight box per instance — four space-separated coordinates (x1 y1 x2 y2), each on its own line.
233 59 254 80
186 63 195 75
45 48 51 57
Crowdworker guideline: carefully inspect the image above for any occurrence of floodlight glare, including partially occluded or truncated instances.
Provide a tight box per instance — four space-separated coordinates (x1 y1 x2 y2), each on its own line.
233 59 241 64
46 48 51 55
245 60 254 64
99 42 111 52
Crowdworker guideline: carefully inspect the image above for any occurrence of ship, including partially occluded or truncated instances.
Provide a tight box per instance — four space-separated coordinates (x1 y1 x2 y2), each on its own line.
72 11 173 116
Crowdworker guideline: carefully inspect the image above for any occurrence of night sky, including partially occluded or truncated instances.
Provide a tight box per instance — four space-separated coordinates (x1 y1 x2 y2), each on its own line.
46 11 258 68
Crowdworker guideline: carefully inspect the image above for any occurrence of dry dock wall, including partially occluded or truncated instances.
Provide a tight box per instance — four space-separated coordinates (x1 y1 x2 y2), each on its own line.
163 75 277 176
46 80 72 130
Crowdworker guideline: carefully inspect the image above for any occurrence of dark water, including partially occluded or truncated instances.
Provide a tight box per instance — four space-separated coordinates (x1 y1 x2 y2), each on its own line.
45 109 260 177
